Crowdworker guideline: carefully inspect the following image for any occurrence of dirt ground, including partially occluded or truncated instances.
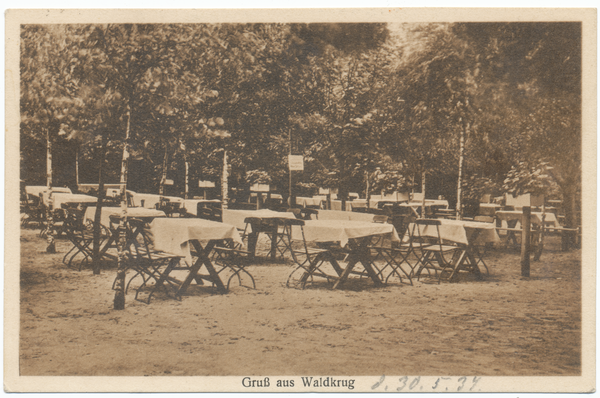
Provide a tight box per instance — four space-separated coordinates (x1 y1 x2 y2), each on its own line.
18 226 581 377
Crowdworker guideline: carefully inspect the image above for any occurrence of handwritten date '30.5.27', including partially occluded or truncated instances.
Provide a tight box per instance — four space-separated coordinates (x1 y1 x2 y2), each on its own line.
371 375 482 392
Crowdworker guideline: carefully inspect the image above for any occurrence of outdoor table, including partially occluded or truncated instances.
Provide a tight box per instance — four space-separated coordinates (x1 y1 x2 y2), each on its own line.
84 207 166 261
495 210 558 251
296 197 323 208
496 210 559 228
410 219 500 280
148 218 244 295
317 210 375 223
222 209 297 259
50 193 98 207
84 206 166 228
330 200 350 211
132 193 162 209
297 220 400 289
183 199 222 216
25 186 72 199
479 203 502 216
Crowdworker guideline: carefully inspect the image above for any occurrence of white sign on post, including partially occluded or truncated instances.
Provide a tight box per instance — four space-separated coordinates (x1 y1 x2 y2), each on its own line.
288 155 304 171
198 180 216 188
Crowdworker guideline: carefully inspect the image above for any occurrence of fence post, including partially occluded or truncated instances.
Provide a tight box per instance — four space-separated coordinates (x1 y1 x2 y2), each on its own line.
521 206 531 277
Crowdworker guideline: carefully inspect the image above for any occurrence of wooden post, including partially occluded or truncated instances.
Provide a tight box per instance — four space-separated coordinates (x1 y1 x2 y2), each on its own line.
520 206 531 277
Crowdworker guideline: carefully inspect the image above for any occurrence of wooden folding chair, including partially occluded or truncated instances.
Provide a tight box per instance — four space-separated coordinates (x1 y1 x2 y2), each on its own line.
122 218 185 304
211 244 256 290
413 219 462 283
286 219 342 289
62 209 110 271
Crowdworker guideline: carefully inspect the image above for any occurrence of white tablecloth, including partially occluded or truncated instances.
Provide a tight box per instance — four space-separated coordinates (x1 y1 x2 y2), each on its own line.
222 209 296 230
25 186 72 198
317 210 375 223
479 203 502 216
46 193 98 208
84 206 166 228
496 211 559 228
299 220 400 247
106 188 136 198
414 219 500 245
149 218 243 262
330 200 351 211
409 199 449 208
296 197 323 207
183 199 222 216
132 193 161 208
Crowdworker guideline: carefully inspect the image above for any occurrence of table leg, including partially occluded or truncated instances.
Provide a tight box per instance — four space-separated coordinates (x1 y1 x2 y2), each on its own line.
332 239 383 289
246 232 258 260
270 230 278 260
178 241 227 295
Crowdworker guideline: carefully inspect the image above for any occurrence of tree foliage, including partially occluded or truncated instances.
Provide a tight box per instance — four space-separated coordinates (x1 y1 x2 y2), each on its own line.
21 21 582 225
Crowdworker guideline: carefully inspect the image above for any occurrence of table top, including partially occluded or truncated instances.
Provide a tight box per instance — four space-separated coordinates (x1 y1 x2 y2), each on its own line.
222 209 296 230
47 193 98 207
300 220 400 247
26 186 72 197
84 206 166 227
413 219 499 245
296 197 323 207
409 199 450 208
149 218 243 260
183 199 222 215
317 210 375 223
496 210 558 226
479 203 502 208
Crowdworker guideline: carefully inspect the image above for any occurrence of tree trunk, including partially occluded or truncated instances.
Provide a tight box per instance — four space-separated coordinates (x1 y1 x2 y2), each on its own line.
339 158 348 211
456 121 467 221
45 128 56 253
365 170 370 209
91 133 108 274
184 153 189 200
75 147 80 188
113 109 131 310
221 150 228 210
421 170 426 219
159 143 169 199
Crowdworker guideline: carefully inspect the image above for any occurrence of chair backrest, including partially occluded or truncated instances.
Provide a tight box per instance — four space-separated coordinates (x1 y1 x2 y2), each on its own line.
372 215 389 224
412 218 442 246
127 217 157 259
300 208 319 220
286 208 302 219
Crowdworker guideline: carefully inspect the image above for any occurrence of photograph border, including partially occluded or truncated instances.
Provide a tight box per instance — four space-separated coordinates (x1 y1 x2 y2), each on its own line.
4 7 596 393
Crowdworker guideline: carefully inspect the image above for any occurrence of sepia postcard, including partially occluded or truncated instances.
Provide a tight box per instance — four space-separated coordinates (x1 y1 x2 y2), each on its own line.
4 7 596 394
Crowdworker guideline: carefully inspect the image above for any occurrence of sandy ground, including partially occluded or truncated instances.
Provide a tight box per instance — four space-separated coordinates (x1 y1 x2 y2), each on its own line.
18 226 581 377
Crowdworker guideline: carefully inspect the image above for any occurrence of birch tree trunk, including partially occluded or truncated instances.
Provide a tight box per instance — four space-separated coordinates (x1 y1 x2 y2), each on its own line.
184 153 189 200
45 128 56 253
113 109 131 310
92 133 108 275
159 144 169 202
221 150 228 210
365 170 370 209
75 148 80 188
456 121 467 221
421 170 426 219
